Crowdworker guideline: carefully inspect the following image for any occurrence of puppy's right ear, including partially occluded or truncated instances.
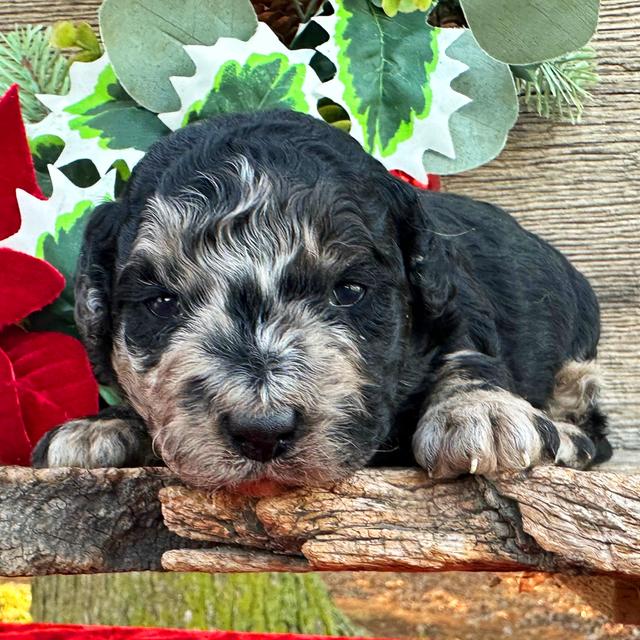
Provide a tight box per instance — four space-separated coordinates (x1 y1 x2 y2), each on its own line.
74 201 127 385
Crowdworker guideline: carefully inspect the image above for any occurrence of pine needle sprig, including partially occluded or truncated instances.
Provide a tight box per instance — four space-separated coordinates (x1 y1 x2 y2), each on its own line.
0 25 70 122
513 47 599 123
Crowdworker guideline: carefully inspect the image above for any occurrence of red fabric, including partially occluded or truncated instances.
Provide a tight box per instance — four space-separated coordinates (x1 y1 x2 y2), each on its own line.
0 248 65 329
0 346 31 465
0 625 386 640
0 84 44 241
0 84 100 466
0 326 98 464
389 169 440 191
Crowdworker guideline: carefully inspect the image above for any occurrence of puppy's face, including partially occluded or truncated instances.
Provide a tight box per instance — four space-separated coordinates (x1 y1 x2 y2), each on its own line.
109 157 412 491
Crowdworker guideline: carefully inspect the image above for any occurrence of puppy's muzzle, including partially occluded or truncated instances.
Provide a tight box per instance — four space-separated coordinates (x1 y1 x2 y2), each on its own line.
223 408 299 462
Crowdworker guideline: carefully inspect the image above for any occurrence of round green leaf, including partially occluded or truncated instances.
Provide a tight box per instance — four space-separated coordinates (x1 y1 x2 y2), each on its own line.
99 0 258 113
459 0 599 65
422 30 518 175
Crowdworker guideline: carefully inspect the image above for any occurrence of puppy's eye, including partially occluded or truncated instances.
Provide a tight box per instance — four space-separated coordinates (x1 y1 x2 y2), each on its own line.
146 295 179 318
330 283 366 307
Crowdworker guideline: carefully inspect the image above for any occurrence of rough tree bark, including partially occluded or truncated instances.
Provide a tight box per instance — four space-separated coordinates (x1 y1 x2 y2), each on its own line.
159 467 640 577
0 466 204 576
2 466 640 579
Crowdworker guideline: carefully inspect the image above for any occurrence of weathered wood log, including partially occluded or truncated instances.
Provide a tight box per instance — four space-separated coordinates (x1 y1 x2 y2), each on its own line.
3 465 640 581
0 466 205 576
162 548 312 573
158 467 640 578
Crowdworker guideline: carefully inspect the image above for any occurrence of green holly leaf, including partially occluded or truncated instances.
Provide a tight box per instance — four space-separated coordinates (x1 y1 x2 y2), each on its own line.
99 0 258 113
161 24 321 130
459 0 599 65
28 55 169 175
422 29 518 174
314 1 469 176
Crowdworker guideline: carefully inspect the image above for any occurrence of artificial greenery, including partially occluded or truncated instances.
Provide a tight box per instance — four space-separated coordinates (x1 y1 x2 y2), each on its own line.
50 21 103 63
99 0 258 113
6 0 604 358
370 0 435 17
458 0 600 65
513 47 598 123
0 26 69 122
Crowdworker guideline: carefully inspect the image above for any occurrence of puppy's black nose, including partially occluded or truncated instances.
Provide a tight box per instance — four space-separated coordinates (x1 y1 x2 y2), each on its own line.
225 409 298 462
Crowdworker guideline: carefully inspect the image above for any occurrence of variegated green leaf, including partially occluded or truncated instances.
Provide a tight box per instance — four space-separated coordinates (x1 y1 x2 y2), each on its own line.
378 0 435 18
100 0 258 113
3 166 116 257
29 55 169 175
314 0 469 176
2 167 116 337
160 23 321 130
28 204 94 338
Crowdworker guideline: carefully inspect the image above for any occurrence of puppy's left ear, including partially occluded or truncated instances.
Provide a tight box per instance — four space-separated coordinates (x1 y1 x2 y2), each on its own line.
381 175 458 333
74 200 128 385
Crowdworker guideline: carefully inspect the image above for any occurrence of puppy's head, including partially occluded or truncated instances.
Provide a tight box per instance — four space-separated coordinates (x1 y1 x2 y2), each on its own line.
76 111 447 491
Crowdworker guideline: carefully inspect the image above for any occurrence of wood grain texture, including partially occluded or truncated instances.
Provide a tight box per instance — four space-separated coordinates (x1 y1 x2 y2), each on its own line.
162 547 312 573
160 466 640 581
0 1 637 463
0 466 205 577
3 465 640 587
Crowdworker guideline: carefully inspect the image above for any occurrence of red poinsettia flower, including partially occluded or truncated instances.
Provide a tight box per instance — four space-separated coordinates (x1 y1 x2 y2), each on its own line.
0 84 99 466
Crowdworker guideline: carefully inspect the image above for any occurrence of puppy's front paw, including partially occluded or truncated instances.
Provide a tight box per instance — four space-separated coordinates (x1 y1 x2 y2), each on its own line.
412 389 571 478
32 414 156 469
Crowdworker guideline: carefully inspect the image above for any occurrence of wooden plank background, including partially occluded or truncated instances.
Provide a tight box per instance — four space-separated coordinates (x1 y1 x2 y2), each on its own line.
1 0 638 468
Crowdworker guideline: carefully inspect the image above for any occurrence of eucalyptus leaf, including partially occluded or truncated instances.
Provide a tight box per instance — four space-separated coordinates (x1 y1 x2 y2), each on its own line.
459 0 599 65
99 0 258 113
422 29 518 175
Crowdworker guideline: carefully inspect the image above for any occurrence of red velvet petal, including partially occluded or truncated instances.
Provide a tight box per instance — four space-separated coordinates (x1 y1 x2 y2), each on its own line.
0 247 65 329
0 84 45 241
390 169 441 191
0 345 31 465
0 326 99 458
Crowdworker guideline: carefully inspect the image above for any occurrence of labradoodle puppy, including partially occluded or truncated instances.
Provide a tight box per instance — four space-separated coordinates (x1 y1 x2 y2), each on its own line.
32 110 612 491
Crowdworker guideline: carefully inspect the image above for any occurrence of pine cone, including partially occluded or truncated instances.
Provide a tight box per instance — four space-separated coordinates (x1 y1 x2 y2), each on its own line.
250 0 317 44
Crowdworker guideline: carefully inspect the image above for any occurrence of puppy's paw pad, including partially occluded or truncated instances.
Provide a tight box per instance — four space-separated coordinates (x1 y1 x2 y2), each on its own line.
32 417 151 469
412 389 560 479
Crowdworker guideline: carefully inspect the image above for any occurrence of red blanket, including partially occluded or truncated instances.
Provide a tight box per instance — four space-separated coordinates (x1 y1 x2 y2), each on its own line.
0 624 384 640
